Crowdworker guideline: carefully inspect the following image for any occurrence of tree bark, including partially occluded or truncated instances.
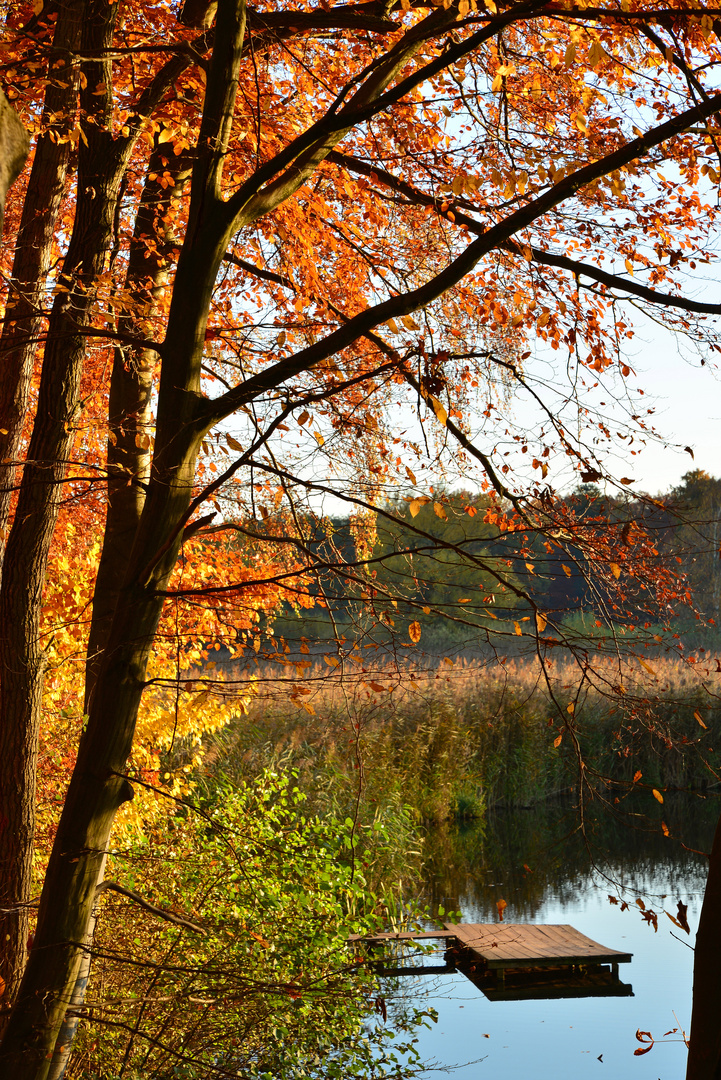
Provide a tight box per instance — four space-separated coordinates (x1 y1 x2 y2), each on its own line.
85 143 191 701
0 0 126 1012
0 1 81 571
686 811 721 1079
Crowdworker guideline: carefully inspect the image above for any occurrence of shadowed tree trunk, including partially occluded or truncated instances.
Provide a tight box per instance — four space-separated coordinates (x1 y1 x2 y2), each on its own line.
686 814 721 1080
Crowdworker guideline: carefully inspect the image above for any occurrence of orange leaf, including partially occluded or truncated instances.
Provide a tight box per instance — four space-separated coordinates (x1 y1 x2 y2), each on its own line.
535 612 547 633
694 710 707 729
652 788 664 804
633 770 642 782
553 733 563 748
514 621 522 636
433 501 448 520
496 898 507 922
610 562 621 579
409 620 422 644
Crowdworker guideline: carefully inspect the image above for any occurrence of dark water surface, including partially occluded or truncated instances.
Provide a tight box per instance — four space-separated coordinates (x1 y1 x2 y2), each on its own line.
386 793 719 1079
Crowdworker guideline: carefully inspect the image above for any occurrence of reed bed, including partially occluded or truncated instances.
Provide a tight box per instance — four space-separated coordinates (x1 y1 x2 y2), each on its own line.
209 654 721 825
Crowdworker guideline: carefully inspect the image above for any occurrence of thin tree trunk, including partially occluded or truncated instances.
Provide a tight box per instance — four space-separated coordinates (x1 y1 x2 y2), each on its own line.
85 143 191 701
0 1 82 572
686 811 721 1079
0 0 126 1011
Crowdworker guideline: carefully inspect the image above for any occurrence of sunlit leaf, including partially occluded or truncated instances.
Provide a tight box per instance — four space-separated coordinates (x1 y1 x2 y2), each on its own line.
652 788 664 804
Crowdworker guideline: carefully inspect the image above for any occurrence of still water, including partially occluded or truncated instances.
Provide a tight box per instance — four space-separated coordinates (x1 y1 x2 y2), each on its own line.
385 793 719 1079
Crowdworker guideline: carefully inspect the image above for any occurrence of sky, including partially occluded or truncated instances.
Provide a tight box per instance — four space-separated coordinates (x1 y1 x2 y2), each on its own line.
598 303 721 497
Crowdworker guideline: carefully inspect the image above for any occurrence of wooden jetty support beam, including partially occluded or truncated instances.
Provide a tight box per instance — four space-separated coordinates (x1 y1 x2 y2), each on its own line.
348 929 456 944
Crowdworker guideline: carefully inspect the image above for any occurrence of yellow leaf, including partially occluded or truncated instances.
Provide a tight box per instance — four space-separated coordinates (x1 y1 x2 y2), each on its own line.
226 434 243 452
430 396 448 426
277 330 286 346
535 612 547 633
610 562 621 579
567 702 575 714
694 711 708 729
423 606 431 614
514 621 522 636
313 430 325 447
409 496 429 517
409 620 422 643
405 465 417 485
252 636 260 653
624 258 633 276
323 654 339 667
433 501 448 520
158 127 173 144
443 656 454 666
385 318 399 333
525 562 535 575
652 788 664 804
638 658 657 676
553 733 563 748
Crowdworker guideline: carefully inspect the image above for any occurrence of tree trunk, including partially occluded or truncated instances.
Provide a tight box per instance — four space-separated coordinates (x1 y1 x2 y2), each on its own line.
686 811 721 1079
85 143 191 700
0 2 246 1068
0 0 128 1011
0 1 82 572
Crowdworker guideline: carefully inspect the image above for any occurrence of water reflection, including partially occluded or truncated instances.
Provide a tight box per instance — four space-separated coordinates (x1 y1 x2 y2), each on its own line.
384 793 721 1080
421 792 719 921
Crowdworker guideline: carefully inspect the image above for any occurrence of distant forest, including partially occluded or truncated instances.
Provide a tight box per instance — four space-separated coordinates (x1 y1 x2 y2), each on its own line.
253 470 721 655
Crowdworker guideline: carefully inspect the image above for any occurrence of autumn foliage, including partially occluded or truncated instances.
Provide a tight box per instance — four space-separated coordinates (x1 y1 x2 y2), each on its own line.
2 0 721 1076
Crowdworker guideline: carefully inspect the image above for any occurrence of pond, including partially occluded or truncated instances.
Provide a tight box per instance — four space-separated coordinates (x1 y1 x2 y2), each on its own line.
384 792 719 1079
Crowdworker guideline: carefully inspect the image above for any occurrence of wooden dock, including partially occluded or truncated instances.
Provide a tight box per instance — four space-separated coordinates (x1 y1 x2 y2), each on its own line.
351 921 633 1000
444 922 632 973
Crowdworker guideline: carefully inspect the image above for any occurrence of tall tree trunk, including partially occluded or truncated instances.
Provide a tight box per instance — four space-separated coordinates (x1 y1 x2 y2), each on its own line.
0 3 246 1071
686 812 721 1079
41 143 192 1078
0 0 126 1011
85 143 191 701
0 1 82 572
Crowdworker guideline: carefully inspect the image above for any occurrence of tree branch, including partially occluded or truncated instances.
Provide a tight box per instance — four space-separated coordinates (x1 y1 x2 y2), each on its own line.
96 881 207 934
200 88 721 431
